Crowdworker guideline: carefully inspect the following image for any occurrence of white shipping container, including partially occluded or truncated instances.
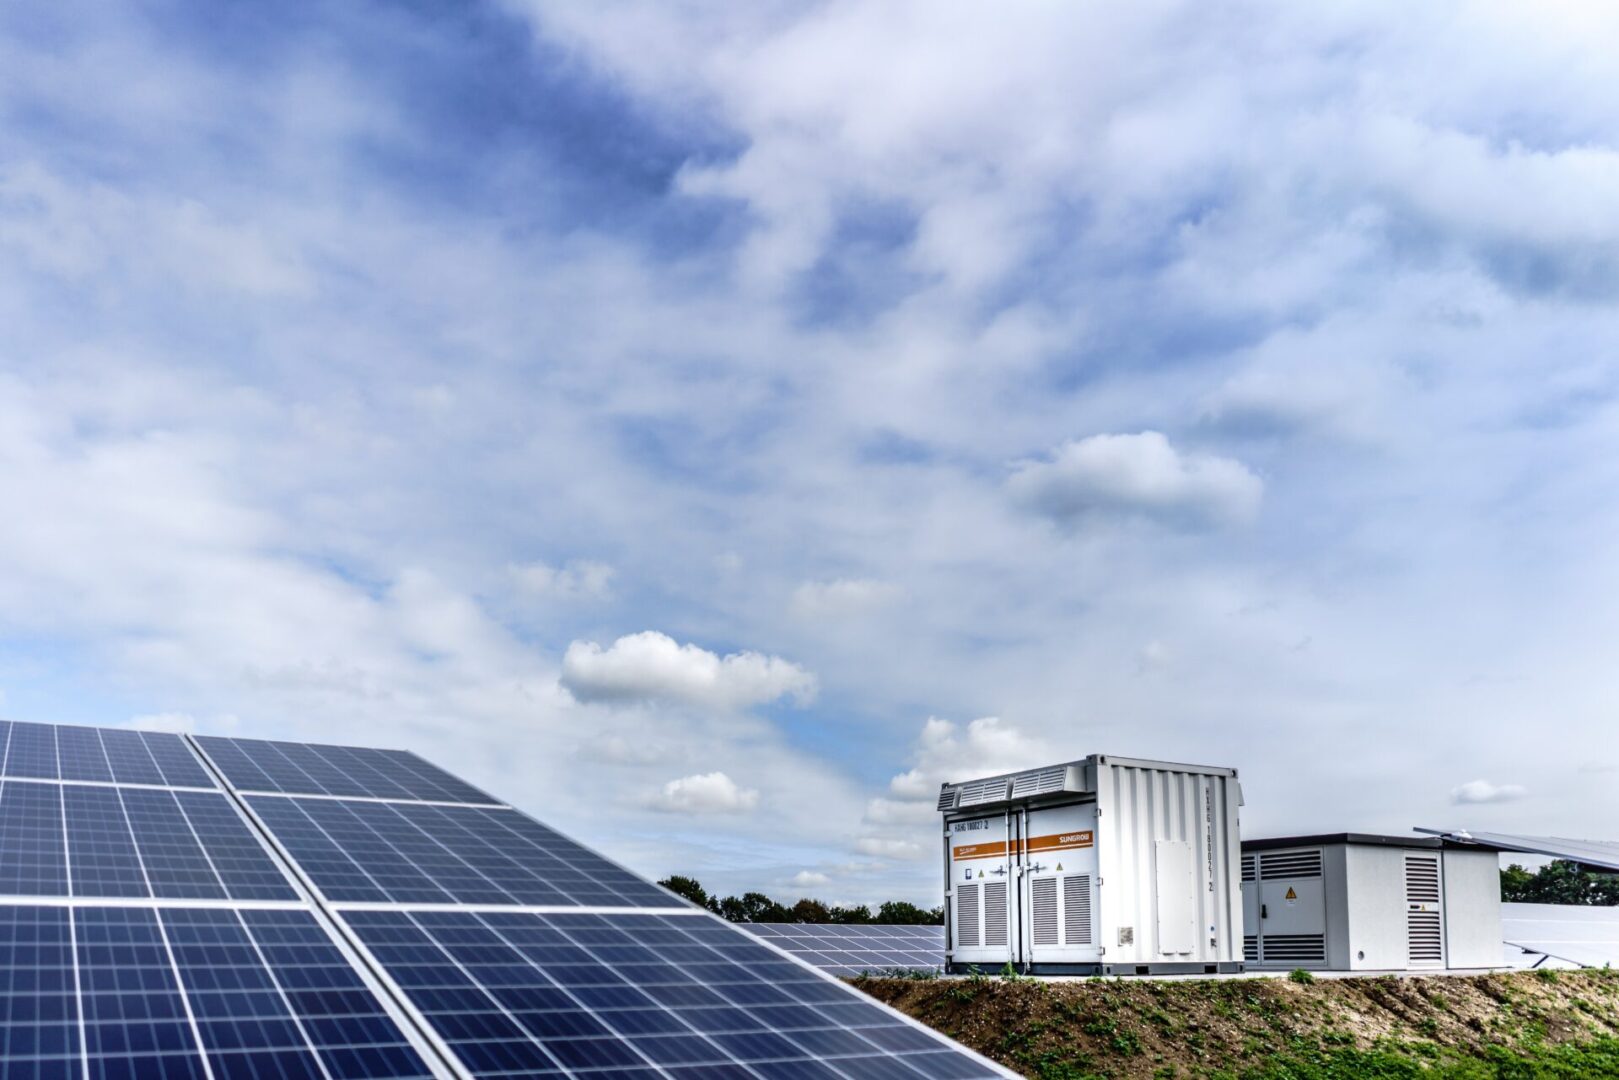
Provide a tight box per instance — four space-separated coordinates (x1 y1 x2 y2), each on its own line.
939 755 1245 975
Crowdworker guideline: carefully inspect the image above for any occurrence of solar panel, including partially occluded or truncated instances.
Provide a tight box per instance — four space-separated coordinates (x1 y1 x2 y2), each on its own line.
194 737 496 805
0 722 1012 1080
1417 827 1619 873
745 924 946 976
1503 902 1619 969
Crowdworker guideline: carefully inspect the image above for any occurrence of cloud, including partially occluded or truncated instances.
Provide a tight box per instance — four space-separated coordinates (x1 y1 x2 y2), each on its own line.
855 837 924 860
863 797 937 826
125 712 198 734
790 578 902 619
1008 432 1262 530
561 631 817 709
1451 780 1528 806
647 772 761 815
888 716 1054 800
791 870 830 888
509 559 615 599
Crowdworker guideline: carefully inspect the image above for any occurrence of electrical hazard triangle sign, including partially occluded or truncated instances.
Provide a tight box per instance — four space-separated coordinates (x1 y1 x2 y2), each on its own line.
1056 863 1063 872
1285 887 1298 900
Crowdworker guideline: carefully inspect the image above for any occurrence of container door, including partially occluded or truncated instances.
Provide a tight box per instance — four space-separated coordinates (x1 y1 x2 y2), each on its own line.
1256 848 1326 967
1022 803 1101 965
948 815 1015 968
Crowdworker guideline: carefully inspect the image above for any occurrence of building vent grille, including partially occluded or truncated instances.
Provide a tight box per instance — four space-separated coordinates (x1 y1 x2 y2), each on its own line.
1261 934 1325 963
937 788 958 811
1241 854 1256 883
1406 856 1443 966
1064 874 1093 945
1011 765 1068 799
984 882 1008 947
1030 878 1059 946
957 885 980 947
1260 849 1323 880
956 777 1012 808
1243 935 1259 962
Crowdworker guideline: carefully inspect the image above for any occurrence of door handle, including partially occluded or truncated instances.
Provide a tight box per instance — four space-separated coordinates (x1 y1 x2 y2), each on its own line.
1261 904 1268 919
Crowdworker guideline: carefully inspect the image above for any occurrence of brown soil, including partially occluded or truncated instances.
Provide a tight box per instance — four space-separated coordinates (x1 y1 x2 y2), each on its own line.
854 969 1619 1078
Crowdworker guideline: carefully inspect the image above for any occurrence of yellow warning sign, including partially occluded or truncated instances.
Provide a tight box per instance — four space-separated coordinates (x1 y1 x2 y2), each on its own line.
977 870 984 879
1056 864 1064 872
1285 887 1298 900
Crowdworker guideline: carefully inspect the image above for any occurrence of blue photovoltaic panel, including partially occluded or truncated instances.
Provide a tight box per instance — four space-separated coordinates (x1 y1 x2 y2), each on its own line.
0 782 68 896
76 907 209 1080
195 736 497 805
64 786 149 899
171 791 300 901
238 909 436 1080
98 728 169 787
745 924 945 976
0 723 216 790
56 725 115 783
345 910 1001 1079
0 907 80 1080
5 723 60 780
119 788 228 900
161 908 329 1080
139 733 216 790
248 796 671 908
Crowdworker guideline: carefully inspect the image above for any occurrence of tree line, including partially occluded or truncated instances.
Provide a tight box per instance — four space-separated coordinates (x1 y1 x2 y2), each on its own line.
1501 860 1619 905
658 875 944 924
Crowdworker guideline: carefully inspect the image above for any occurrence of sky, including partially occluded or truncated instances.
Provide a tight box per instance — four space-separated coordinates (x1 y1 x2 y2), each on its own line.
2 1 1618 906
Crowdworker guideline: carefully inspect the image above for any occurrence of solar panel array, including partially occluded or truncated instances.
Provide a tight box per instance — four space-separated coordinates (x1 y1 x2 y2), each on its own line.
1503 902 1619 969
0 722 1009 1080
745 924 945 976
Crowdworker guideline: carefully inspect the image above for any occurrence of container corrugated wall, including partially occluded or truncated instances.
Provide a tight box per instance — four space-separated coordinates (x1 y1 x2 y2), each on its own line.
1094 759 1243 966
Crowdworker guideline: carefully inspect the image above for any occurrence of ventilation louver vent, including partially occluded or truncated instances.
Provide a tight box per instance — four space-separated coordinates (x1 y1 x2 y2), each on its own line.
984 881 1008 947
1031 878 1059 946
1010 765 1068 799
956 777 1013 807
1261 934 1325 963
1405 856 1443 966
936 787 958 811
1260 849 1323 879
1064 874 1093 945
956 884 980 947
1241 854 1256 883
1243 935 1259 962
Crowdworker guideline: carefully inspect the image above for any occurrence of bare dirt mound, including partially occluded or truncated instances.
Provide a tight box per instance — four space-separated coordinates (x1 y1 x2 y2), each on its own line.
856 969 1619 1078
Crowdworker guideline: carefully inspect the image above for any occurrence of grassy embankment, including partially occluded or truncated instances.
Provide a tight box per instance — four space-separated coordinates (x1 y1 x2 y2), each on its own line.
857 967 1619 1078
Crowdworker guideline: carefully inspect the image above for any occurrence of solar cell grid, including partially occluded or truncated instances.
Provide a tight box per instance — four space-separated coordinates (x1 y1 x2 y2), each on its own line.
75 906 209 1080
345 910 1002 1079
64 786 149 898
247 796 672 909
745 924 945 976
0 906 80 1080
6 723 60 780
194 737 498 806
57 725 115 783
98 728 169 787
0 782 68 896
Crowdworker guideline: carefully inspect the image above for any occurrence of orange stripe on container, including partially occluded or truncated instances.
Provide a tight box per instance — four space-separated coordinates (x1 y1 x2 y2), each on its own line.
952 842 1008 860
1025 830 1094 852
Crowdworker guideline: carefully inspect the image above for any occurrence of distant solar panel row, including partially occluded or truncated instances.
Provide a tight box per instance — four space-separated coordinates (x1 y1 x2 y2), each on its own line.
0 782 295 900
746 924 945 976
196 737 495 805
346 910 999 1079
0 905 433 1080
247 797 670 908
0 722 214 788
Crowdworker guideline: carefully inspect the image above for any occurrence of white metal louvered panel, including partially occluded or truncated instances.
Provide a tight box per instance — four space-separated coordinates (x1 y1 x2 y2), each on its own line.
1243 935 1259 962
957 777 1011 807
1241 854 1256 883
1010 765 1067 799
956 884 981 947
1261 934 1326 963
1406 855 1444 966
1030 878 1059 946
983 881 1008 947
936 787 958 811
1063 874 1092 945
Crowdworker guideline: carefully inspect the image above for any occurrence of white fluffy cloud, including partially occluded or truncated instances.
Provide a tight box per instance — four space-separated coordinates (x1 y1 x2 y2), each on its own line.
790 870 830 888
647 772 761 815
888 716 1054 800
561 631 817 710
1008 432 1262 530
790 578 902 619
855 837 924 860
1451 780 1528 806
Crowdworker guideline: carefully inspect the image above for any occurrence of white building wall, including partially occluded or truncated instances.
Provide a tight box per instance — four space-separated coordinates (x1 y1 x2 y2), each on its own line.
1442 849 1503 969
1342 845 1412 970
